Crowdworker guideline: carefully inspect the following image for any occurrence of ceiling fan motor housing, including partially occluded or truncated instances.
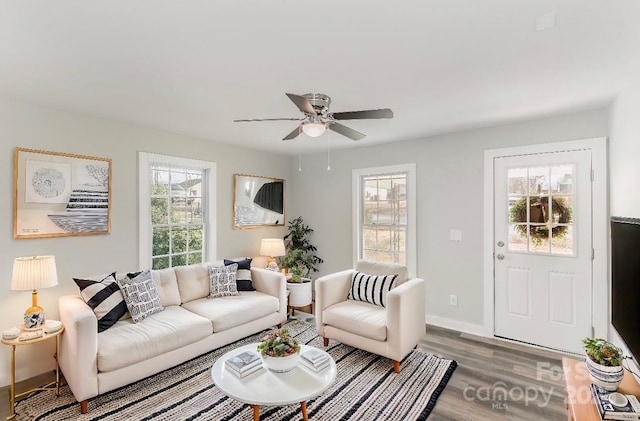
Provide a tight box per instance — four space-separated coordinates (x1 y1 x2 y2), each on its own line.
303 93 331 116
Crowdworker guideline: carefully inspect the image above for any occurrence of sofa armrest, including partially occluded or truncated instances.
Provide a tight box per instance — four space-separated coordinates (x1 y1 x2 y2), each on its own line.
386 277 426 360
315 269 354 336
58 295 99 403
250 268 287 323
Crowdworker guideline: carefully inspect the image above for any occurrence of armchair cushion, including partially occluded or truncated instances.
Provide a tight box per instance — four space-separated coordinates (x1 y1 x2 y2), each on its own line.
323 300 387 341
348 272 397 307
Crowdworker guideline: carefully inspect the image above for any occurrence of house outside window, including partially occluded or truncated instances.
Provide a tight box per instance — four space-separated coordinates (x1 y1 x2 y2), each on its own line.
353 164 416 276
139 152 216 270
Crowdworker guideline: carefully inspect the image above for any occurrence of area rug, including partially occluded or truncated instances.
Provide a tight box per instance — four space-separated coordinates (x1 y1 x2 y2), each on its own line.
16 320 456 420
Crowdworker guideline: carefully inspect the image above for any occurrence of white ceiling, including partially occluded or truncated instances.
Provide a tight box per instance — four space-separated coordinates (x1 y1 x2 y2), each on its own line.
2 1 639 155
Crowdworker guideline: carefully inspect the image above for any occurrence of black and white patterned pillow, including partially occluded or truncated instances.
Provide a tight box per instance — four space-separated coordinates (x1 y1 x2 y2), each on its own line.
117 269 164 323
348 271 398 307
208 264 240 298
224 258 255 291
74 272 129 332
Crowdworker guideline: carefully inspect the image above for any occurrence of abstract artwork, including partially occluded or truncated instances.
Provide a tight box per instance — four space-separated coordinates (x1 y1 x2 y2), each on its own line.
14 148 112 238
233 174 285 229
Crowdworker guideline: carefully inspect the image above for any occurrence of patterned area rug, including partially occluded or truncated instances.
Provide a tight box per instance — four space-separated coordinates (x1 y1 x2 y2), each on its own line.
16 320 456 420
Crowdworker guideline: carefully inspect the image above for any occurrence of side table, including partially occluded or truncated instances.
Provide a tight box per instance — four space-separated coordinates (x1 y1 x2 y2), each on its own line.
1 324 65 420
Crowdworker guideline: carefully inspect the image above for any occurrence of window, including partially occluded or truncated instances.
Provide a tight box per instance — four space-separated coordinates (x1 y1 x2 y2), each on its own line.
353 164 416 276
139 153 216 270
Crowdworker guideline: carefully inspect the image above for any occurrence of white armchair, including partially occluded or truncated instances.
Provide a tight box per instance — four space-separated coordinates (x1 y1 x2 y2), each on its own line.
315 261 425 373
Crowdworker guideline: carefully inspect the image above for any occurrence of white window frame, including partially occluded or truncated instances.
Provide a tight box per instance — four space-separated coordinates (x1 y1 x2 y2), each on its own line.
138 152 217 269
352 163 417 277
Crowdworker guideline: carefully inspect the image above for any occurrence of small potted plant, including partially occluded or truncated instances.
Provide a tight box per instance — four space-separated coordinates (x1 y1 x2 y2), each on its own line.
257 328 301 373
583 337 624 391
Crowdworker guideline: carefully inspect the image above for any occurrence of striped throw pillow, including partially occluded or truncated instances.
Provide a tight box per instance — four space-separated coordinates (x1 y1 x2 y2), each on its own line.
348 271 398 307
224 258 255 291
74 272 129 332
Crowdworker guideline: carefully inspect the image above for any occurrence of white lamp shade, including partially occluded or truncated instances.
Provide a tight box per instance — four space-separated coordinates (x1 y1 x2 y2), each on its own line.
11 255 59 291
260 238 286 257
302 122 326 138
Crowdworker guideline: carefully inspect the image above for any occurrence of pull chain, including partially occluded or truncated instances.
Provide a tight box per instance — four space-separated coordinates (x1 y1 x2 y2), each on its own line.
298 125 302 171
327 130 331 171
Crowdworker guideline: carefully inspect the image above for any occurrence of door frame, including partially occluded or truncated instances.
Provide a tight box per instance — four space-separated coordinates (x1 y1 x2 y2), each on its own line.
483 137 608 342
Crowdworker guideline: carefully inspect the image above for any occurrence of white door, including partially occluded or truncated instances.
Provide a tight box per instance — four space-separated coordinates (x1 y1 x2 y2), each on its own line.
493 149 592 353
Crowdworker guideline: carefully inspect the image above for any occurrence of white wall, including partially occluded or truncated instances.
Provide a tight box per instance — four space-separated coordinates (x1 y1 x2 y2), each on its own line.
290 108 609 333
608 74 640 378
0 98 289 386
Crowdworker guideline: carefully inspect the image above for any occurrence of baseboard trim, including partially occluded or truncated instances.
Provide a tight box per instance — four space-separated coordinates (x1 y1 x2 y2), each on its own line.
425 314 486 337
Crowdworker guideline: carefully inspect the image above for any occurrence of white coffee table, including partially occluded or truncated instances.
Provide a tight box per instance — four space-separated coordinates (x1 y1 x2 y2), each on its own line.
212 343 336 421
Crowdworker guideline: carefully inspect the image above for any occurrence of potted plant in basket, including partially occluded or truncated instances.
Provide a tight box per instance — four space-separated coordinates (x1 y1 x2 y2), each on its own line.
583 337 624 391
257 328 301 372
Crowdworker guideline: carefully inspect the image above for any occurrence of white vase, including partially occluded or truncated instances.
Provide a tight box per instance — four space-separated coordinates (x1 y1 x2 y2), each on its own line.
261 352 300 373
585 355 624 391
287 280 312 307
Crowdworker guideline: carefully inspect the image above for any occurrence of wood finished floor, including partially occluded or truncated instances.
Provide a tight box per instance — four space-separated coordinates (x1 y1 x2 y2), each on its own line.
0 318 572 420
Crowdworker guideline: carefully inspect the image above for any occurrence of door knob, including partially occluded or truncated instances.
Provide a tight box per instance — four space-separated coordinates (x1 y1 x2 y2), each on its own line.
496 254 505 260
497 241 504 247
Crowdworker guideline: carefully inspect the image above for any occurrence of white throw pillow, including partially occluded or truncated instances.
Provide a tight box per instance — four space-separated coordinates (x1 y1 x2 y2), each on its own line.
208 264 240 298
117 270 164 323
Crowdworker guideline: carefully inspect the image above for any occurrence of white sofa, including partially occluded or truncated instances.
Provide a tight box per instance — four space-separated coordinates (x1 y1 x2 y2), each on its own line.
58 262 287 414
315 260 425 373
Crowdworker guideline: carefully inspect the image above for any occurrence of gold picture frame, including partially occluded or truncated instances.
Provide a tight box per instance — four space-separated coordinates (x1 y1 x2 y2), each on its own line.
233 173 285 229
14 148 112 239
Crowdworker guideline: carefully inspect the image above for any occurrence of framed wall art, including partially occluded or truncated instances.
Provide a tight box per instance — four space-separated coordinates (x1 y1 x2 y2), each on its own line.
233 173 285 229
14 148 112 239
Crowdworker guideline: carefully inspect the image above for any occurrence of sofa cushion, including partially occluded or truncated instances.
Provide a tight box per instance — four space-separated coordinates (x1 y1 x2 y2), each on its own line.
224 258 255 291
182 291 279 333
97 306 212 373
356 260 408 286
323 300 387 341
208 264 240 298
117 270 164 323
175 264 210 303
151 267 182 306
74 272 129 332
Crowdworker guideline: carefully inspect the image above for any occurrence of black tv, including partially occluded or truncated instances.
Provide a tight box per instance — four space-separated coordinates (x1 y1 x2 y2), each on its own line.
611 217 640 368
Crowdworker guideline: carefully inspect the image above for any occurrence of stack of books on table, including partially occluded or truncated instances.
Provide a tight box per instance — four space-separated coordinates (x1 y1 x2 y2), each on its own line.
590 384 640 420
300 349 330 372
225 351 262 378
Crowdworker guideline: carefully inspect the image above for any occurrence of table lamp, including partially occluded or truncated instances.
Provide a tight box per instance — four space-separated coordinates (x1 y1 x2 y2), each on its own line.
260 238 286 272
11 255 59 330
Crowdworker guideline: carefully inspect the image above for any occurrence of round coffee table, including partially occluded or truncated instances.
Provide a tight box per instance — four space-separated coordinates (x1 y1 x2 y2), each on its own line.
211 343 336 421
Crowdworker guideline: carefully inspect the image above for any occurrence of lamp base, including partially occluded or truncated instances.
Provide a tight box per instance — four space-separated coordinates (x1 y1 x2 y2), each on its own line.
23 306 45 330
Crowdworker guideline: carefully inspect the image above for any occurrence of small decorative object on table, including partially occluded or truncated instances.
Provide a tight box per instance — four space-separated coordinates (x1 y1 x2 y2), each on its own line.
300 348 330 372
257 328 300 373
590 384 640 420
583 337 624 391
225 350 262 378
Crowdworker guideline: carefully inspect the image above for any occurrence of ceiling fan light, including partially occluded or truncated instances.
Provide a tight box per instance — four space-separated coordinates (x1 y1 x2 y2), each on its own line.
302 122 326 138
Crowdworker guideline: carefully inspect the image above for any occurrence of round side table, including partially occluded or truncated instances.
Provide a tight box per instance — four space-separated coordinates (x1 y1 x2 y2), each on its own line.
1 324 65 420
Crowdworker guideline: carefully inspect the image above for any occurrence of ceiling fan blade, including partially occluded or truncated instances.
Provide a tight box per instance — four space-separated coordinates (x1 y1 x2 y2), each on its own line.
234 117 303 122
328 122 366 141
282 125 302 141
286 93 316 115
332 108 393 120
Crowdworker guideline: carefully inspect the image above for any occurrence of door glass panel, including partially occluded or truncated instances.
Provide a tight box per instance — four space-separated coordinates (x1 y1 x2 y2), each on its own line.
551 165 574 194
506 165 575 256
508 168 528 195
528 167 549 195
508 224 528 252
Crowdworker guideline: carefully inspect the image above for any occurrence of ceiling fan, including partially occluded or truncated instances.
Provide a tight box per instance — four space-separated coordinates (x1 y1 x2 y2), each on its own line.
234 93 393 141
